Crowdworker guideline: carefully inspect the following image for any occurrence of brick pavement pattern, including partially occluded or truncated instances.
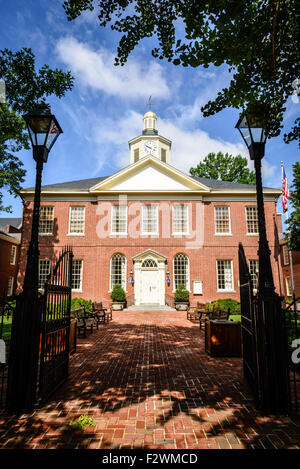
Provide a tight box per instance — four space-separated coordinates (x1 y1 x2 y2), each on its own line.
0 311 299 449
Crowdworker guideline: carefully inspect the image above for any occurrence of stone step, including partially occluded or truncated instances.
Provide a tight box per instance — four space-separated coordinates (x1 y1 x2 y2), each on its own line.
124 304 176 311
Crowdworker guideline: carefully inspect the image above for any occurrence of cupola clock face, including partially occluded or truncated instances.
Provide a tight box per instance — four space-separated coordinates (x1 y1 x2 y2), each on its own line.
143 140 157 153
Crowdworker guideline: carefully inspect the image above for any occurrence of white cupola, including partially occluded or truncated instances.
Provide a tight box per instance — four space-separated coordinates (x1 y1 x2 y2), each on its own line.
128 110 172 165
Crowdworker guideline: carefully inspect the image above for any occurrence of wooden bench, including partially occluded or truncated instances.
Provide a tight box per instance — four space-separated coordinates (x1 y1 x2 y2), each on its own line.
92 302 112 323
71 307 94 338
199 306 230 330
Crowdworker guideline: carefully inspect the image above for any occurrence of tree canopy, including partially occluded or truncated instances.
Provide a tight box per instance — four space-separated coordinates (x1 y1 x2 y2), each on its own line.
62 0 300 145
0 48 74 212
190 152 256 185
287 162 300 251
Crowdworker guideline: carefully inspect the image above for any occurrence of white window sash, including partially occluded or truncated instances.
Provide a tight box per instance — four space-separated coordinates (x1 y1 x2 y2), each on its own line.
68 206 85 235
10 245 17 265
214 206 231 235
172 205 189 235
142 205 158 234
217 260 234 291
111 205 127 235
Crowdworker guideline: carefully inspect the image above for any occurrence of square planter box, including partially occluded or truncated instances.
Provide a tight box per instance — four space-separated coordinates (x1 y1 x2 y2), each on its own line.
205 320 242 357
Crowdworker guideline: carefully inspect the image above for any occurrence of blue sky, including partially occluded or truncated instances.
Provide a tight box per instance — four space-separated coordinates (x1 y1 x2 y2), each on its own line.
0 0 299 224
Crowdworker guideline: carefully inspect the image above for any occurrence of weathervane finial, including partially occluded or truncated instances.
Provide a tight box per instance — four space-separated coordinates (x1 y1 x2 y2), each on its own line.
148 95 153 110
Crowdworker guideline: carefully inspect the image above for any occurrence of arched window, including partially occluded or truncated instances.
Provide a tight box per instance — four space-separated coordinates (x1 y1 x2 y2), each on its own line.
141 258 157 268
110 253 126 290
173 253 189 290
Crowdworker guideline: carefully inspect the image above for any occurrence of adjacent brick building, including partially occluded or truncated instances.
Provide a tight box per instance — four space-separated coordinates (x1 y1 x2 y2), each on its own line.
0 218 22 297
279 235 300 300
18 111 284 307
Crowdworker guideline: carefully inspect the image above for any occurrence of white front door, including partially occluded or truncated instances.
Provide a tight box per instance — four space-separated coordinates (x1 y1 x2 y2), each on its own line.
141 270 159 304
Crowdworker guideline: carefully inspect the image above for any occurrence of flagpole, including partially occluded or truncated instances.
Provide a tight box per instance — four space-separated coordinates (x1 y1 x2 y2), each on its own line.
281 161 298 313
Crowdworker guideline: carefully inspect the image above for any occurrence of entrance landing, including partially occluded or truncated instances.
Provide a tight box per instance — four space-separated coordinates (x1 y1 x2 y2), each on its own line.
125 304 176 311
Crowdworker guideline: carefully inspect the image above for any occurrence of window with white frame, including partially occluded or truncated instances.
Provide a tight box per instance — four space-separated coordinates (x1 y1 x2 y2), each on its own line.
38 259 51 290
10 245 17 265
173 253 189 290
142 205 158 234
7 277 14 296
282 245 290 265
110 253 126 290
172 205 188 234
111 205 127 234
39 206 54 235
246 206 259 234
217 260 234 291
214 206 231 234
69 206 85 234
249 259 259 291
285 277 292 297
72 260 83 291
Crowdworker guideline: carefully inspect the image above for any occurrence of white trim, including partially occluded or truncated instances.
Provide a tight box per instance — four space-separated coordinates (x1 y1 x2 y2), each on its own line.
7 276 14 296
39 206 54 235
172 204 190 235
285 276 292 297
141 204 159 235
10 245 17 265
72 259 83 292
214 205 231 235
110 205 128 236
109 253 127 292
282 245 290 265
216 259 234 292
173 253 190 292
245 205 259 235
68 206 85 236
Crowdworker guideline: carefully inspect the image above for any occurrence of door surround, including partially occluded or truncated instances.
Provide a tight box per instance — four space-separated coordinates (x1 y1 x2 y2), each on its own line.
133 249 167 306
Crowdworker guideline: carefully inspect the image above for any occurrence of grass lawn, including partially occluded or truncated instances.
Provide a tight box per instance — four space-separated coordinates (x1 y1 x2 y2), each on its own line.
0 315 12 344
229 314 241 322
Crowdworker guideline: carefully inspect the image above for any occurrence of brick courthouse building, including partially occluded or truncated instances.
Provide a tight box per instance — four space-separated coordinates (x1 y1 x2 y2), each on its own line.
17 111 284 307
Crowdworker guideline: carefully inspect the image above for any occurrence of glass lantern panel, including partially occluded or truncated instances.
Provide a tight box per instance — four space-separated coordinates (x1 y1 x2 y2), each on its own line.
239 127 252 146
250 127 264 143
45 120 61 151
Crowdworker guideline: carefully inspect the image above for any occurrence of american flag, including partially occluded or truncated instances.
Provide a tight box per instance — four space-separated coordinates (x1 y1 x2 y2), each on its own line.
282 165 289 213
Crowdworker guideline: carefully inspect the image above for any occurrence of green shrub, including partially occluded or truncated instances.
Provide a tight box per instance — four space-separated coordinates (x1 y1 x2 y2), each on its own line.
174 284 189 302
110 284 126 302
209 298 241 314
71 297 93 312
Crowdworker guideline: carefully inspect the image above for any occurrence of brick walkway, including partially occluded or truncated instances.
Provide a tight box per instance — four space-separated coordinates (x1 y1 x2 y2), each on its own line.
0 311 299 449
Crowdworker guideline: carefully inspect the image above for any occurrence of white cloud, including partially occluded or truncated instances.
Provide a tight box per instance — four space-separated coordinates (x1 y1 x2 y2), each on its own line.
159 120 248 172
78 109 249 174
56 37 171 100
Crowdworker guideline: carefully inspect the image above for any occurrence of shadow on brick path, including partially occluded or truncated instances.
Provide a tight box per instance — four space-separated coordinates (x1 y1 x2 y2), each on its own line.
0 311 299 449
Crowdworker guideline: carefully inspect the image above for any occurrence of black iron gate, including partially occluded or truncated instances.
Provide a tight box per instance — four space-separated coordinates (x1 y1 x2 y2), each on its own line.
284 298 300 414
239 242 299 415
238 243 259 404
38 246 73 404
0 292 15 408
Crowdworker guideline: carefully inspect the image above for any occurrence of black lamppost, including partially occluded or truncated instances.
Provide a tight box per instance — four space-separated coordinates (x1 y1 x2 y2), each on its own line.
235 110 289 414
235 111 275 296
6 103 62 412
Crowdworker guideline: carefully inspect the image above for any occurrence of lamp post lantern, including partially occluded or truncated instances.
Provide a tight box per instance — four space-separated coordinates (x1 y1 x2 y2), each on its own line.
235 111 275 296
236 109 289 414
6 103 62 412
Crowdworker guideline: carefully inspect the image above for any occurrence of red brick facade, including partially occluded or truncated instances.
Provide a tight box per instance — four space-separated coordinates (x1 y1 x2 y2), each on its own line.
17 198 283 307
0 233 20 297
280 240 300 300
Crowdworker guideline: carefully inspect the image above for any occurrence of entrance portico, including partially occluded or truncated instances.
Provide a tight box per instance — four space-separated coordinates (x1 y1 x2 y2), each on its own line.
133 249 167 306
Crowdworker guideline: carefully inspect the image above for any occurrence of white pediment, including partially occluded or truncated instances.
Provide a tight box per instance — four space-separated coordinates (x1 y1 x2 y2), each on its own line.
90 156 209 192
